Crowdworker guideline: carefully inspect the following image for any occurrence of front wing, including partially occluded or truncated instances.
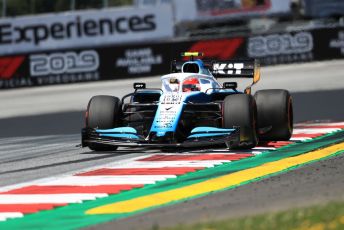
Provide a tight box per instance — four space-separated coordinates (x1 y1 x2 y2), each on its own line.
81 127 240 149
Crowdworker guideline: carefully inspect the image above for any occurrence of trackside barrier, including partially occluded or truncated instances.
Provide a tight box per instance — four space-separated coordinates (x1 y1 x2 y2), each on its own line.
0 27 343 89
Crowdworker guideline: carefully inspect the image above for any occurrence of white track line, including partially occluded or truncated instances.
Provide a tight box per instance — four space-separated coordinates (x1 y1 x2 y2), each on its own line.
290 137 312 141
294 122 344 127
0 194 108 204
104 160 230 168
293 128 340 134
0 212 23 221
0 153 156 193
252 147 276 150
40 175 176 186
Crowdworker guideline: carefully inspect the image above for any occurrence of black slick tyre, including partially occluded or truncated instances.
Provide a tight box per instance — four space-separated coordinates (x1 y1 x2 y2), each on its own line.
254 89 293 141
223 94 258 149
86 95 121 151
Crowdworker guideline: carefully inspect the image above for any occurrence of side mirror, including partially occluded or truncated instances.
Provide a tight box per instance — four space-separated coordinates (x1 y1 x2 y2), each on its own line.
223 82 238 89
133 83 146 90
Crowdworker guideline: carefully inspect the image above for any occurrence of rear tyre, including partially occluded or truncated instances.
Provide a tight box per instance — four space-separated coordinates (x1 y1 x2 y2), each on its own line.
254 89 293 141
223 94 258 149
86 95 121 151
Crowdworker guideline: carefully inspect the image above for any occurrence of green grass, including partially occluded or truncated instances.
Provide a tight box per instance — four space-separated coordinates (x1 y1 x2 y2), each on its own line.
163 201 344 230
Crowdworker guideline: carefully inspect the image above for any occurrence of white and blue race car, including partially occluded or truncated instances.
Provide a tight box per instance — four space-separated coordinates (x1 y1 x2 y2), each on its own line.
81 52 293 151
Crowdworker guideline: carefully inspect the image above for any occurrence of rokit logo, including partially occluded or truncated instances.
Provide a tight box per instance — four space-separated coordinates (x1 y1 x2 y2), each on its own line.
212 63 244 75
0 15 156 46
248 32 314 64
30 50 99 76
330 31 344 55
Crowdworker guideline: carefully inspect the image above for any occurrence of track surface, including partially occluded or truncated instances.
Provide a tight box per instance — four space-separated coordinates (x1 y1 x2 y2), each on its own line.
0 60 343 229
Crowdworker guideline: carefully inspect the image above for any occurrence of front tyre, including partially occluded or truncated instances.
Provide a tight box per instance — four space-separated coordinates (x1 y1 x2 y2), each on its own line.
223 94 258 149
86 95 122 151
254 89 293 141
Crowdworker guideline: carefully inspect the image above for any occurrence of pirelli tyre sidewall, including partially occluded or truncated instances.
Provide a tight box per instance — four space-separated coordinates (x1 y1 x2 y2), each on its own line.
254 89 293 141
223 94 258 149
86 95 122 151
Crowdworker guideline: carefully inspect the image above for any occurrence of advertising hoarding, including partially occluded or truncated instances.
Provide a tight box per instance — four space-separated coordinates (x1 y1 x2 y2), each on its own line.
0 6 174 56
1 27 344 89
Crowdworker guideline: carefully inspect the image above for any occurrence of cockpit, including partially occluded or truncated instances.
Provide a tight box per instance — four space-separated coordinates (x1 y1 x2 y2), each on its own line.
163 58 219 93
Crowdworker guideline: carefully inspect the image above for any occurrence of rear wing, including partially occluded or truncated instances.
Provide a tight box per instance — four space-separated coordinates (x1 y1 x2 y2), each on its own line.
211 59 261 94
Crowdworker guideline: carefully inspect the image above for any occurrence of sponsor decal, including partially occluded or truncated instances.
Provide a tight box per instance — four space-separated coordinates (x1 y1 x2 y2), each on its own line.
115 48 163 74
30 50 99 76
0 56 24 80
0 55 28 88
161 93 183 105
154 108 178 129
29 50 100 85
185 38 244 60
329 31 344 55
212 62 244 75
154 93 183 129
0 7 173 55
0 15 155 46
248 32 314 64
0 50 101 88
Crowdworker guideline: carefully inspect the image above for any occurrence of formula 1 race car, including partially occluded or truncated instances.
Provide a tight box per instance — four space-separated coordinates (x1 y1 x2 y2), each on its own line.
81 52 293 151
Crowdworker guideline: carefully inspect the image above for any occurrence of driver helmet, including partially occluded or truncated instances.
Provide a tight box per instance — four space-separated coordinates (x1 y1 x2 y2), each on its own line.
182 77 201 92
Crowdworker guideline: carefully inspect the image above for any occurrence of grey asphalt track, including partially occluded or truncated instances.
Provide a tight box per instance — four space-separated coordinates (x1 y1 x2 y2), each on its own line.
0 60 343 229
0 134 153 187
